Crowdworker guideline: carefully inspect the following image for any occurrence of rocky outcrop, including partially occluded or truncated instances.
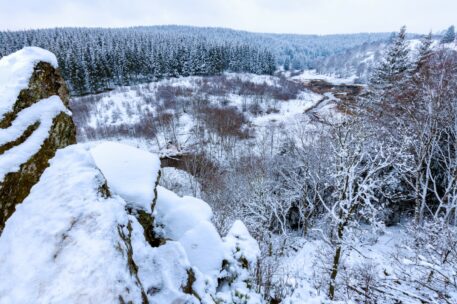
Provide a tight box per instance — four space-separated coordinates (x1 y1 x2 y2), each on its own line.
0 48 261 304
0 142 262 304
0 48 76 233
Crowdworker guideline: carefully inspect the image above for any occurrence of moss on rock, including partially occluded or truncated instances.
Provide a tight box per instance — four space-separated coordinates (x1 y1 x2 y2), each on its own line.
0 62 76 234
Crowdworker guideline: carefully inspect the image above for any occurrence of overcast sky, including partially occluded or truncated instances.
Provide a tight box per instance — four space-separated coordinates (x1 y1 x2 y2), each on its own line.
0 0 455 34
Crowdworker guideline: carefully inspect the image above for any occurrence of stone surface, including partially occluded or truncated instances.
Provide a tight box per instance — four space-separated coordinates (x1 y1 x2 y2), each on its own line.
0 62 76 233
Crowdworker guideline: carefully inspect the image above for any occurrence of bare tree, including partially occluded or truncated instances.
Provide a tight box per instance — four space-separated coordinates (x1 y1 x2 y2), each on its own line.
319 121 398 300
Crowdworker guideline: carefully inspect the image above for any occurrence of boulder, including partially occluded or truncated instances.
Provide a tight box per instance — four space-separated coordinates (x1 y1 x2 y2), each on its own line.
0 47 76 233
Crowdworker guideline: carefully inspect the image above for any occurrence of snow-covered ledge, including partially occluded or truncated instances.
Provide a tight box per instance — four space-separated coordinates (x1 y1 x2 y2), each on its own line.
0 142 261 303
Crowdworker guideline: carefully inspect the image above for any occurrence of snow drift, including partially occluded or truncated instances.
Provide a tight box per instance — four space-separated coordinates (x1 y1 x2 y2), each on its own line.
0 142 260 304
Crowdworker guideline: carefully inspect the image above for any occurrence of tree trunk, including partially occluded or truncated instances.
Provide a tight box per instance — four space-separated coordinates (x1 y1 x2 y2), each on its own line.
329 221 344 300
328 244 342 300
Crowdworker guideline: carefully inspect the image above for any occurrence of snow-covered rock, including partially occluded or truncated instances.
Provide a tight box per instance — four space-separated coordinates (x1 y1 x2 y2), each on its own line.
0 47 59 120
0 96 70 181
90 141 161 213
155 186 213 240
0 47 76 233
160 166 202 198
216 220 262 304
0 144 148 303
0 142 261 304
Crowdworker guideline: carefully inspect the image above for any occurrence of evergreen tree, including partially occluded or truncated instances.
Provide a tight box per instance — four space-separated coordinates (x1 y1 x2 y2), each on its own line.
370 26 411 95
415 32 433 71
441 25 455 44
283 57 290 71
0 26 388 95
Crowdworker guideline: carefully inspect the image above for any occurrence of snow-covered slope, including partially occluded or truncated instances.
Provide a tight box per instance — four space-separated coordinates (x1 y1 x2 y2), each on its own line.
71 72 351 159
0 142 261 304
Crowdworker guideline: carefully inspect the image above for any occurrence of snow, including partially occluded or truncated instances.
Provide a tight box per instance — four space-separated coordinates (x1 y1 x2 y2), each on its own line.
291 69 357 85
443 41 457 51
155 186 213 240
73 71 355 163
0 144 145 304
160 166 202 197
128 219 197 304
407 39 422 52
0 47 58 120
90 142 161 212
225 72 279 86
0 96 70 182
216 220 262 304
251 92 321 126
86 89 156 128
224 220 260 264
0 142 262 303
271 226 417 303
155 186 231 277
179 221 225 276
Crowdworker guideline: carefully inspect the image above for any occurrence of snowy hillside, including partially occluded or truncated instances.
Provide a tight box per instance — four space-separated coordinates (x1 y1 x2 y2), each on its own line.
312 36 448 82
0 26 391 95
71 72 358 159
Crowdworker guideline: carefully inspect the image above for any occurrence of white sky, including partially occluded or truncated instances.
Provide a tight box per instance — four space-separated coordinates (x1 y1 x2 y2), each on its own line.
0 0 455 34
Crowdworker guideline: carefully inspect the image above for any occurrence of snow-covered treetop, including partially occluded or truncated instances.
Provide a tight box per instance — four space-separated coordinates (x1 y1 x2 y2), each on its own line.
0 47 58 119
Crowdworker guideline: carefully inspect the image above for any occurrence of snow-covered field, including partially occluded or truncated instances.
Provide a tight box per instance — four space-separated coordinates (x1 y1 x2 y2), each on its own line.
290 70 358 85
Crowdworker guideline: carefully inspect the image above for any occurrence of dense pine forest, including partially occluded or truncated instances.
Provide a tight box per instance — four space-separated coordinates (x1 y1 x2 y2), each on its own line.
0 26 391 95
0 28 276 95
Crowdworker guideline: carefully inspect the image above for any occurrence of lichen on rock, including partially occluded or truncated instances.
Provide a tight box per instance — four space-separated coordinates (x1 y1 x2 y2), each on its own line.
0 49 76 234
